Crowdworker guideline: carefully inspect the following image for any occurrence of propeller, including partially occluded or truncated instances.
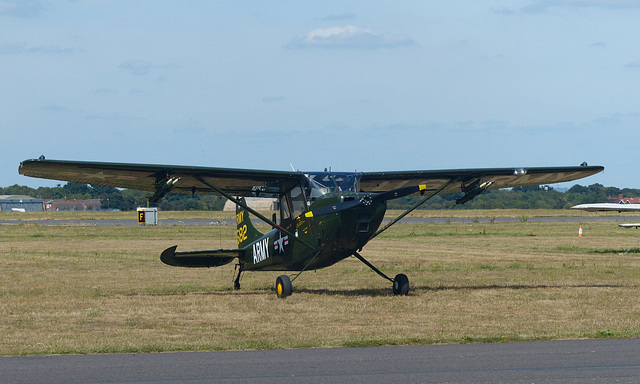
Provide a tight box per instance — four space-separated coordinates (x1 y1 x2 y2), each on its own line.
304 184 427 218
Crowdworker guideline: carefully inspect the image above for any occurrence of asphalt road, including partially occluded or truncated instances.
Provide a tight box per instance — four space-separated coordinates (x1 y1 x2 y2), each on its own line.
2 339 640 383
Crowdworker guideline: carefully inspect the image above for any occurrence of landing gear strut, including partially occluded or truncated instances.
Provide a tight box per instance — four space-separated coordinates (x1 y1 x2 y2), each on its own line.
234 264 243 290
353 252 410 296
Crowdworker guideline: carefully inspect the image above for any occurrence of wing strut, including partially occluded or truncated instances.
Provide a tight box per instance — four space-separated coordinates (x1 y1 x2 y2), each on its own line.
369 179 453 241
193 175 317 252
290 249 323 283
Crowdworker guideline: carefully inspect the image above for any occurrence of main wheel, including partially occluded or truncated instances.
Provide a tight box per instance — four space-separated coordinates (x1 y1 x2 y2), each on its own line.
276 275 293 298
393 274 409 296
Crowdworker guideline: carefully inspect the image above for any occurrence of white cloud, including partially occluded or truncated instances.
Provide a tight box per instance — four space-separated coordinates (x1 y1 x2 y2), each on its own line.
118 60 154 76
286 25 415 50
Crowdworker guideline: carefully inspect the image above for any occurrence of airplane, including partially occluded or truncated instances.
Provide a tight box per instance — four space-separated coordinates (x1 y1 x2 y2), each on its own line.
571 202 640 228
19 158 603 298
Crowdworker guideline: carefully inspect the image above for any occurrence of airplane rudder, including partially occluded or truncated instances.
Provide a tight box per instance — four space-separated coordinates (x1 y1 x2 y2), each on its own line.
235 197 262 248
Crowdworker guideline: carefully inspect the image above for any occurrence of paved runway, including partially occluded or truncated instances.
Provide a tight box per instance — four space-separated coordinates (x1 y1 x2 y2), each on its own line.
2 338 640 383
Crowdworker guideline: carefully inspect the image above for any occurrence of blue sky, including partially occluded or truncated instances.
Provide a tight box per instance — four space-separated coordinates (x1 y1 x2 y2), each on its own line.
2 1 639 189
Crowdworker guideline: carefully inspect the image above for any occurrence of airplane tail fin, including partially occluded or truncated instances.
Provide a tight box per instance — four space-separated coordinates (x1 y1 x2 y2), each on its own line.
235 197 263 248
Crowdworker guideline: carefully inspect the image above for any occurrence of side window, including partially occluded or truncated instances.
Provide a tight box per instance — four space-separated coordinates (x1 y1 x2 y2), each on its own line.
279 186 309 226
290 187 306 218
279 195 291 224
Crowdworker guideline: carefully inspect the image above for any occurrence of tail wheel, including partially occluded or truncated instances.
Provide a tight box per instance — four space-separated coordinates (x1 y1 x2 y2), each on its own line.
276 275 293 298
393 274 409 296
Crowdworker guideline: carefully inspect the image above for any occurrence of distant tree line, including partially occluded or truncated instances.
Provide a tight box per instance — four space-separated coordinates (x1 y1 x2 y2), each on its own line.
0 182 226 211
1 182 639 211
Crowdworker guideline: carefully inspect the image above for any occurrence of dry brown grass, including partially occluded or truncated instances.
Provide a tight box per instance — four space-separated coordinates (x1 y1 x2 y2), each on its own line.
2 211 640 355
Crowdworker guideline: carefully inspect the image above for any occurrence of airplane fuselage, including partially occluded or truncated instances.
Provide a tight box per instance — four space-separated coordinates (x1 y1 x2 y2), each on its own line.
242 192 387 271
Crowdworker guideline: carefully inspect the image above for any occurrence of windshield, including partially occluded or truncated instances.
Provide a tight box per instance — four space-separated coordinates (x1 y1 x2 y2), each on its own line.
304 172 361 201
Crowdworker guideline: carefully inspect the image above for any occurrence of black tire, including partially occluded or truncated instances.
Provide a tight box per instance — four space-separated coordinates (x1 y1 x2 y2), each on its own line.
393 274 409 296
276 275 293 298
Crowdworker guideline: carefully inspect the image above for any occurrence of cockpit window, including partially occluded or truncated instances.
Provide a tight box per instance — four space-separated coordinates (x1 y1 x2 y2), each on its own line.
279 172 361 226
304 172 360 202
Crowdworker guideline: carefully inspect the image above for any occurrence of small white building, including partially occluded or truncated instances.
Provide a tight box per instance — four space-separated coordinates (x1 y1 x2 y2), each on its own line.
0 195 44 212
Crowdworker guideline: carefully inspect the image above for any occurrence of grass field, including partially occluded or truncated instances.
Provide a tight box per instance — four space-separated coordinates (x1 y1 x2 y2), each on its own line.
2 210 640 355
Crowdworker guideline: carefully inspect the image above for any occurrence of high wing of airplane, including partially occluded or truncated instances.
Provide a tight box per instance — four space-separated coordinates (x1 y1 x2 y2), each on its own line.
19 158 603 297
571 203 640 228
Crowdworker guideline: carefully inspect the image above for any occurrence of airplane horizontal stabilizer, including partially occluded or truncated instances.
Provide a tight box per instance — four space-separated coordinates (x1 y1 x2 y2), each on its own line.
160 245 241 268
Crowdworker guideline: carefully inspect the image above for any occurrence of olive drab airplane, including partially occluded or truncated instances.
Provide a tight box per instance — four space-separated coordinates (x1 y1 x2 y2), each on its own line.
19 158 603 298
